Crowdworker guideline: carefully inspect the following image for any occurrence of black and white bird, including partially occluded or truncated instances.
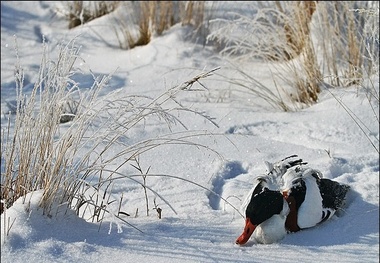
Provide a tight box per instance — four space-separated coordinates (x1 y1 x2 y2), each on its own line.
235 155 350 245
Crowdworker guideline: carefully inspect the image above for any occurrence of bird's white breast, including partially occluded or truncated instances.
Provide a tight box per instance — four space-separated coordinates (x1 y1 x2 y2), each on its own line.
252 199 289 244
297 172 323 228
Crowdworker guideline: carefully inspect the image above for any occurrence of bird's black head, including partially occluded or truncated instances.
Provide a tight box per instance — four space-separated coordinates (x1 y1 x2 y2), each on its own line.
246 188 285 225
236 181 285 245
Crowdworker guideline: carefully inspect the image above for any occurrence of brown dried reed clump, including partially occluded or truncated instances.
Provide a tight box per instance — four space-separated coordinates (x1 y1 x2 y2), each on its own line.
206 1 375 109
276 1 321 104
274 1 373 104
116 1 205 49
63 1 205 49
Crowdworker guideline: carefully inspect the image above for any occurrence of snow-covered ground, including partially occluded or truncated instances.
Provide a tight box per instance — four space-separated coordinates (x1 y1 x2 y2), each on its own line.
1 2 379 263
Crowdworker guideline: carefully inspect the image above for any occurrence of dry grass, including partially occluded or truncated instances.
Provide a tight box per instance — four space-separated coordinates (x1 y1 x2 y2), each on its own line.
277 1 321 104
274 1 317 61
206 1 321 109
155 1 175 36
206 1 378 109
60 1 206 49
313 2 374 87
59 1 376 107
0 38 226 234
1 38 83 216
180 1 205 29
113 1 205 49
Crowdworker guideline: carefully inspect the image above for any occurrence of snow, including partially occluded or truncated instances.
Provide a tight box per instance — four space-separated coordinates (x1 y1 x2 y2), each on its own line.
1 1 379 263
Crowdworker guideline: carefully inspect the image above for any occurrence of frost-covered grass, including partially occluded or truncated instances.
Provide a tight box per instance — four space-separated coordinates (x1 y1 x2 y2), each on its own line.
207 1 379 109
1 38 225 225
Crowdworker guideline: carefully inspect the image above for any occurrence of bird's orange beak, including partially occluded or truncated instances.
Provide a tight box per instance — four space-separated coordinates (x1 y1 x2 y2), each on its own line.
235 218 256 245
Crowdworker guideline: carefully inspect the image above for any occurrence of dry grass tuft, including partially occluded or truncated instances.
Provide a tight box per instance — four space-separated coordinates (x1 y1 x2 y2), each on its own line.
1 38 84 215
180 1 205 29
314 2 371 87
1 38 225 234
207 1 378 109
273 1 317 61
59 1 206 49
113 1 205 49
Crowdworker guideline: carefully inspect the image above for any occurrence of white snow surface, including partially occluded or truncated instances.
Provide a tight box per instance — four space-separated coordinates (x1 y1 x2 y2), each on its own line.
1 2 379 263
